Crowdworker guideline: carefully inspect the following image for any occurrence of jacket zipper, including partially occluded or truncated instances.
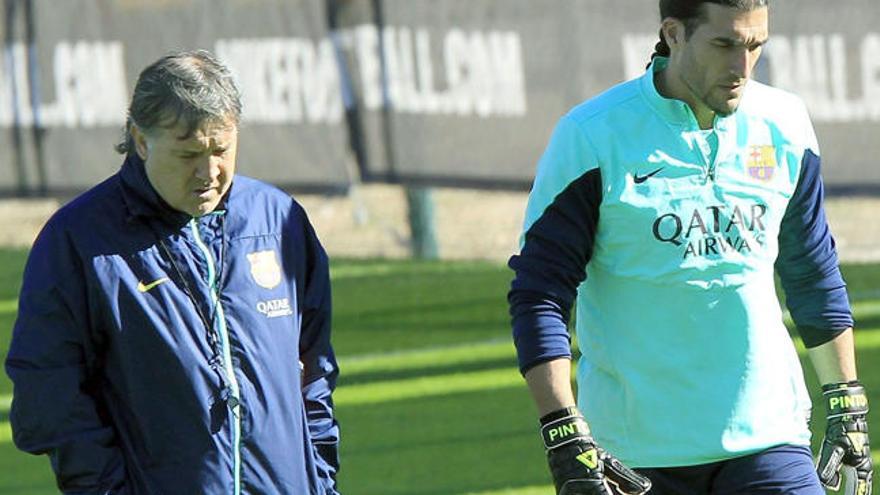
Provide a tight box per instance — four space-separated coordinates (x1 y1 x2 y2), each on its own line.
190 218 242 495
697 129 718 183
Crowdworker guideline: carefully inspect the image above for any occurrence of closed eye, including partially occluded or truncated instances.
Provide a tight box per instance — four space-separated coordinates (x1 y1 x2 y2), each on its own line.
748 40 767 52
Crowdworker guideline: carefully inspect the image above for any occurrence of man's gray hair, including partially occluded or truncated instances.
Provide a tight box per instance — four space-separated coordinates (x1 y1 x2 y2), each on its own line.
115 49 242 154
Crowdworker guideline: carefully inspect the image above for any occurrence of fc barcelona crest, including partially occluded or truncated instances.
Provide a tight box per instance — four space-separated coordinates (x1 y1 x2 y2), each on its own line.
746 145 777 181
247 250 282 289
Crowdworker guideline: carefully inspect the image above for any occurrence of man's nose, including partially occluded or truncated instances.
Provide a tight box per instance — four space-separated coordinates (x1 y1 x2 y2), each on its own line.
194 156 221 182
732 47 753 79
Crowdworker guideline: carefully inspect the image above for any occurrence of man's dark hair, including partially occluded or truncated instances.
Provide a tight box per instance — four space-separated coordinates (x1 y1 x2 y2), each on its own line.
649 0 769 64
115 49 242 155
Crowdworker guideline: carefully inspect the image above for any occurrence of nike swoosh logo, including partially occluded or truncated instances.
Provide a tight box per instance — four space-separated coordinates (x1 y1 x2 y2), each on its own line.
137 277 169 293
633 167 665 184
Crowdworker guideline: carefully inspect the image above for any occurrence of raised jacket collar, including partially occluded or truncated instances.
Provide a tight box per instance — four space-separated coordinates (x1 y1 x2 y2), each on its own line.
639 57 737 132
119 153 229 225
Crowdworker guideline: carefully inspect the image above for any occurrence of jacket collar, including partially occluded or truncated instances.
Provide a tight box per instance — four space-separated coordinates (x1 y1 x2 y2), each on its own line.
119 153 231 225
639 57 736 131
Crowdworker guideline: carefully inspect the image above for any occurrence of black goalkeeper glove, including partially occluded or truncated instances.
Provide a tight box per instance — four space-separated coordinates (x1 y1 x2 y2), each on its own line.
540 407 651 495
816 381 873 495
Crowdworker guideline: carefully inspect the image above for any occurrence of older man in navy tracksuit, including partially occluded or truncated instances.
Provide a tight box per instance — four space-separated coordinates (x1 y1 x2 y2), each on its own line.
6 50 340 494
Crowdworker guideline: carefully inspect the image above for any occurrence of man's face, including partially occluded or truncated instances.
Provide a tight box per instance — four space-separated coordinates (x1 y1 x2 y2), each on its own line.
133 118 238 217
673 4 769 117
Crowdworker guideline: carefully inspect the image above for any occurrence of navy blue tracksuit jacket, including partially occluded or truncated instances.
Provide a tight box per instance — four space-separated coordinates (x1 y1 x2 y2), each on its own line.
5 155 340 494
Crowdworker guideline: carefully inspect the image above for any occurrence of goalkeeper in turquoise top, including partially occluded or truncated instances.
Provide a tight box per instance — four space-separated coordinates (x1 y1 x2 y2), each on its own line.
509 1 872 494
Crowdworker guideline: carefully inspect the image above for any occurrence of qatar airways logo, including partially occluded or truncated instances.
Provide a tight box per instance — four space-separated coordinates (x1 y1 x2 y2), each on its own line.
256 298 293 318
652 203 768 259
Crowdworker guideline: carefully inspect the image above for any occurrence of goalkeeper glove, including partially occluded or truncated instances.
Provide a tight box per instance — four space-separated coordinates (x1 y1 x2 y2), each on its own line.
816 381 873 495
541 407 651 495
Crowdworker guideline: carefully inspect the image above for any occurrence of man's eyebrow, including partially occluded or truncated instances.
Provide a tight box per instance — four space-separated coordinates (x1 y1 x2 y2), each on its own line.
172 143 207 153
713 35 769 46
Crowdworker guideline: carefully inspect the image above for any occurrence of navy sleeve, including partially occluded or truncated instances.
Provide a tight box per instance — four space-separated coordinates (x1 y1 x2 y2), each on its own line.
4 221 126 493
508 168 602 373
296 208 341 493
775 149 853 348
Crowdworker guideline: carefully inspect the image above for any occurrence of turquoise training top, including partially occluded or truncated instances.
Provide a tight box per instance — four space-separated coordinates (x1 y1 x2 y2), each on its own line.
509 58 853 467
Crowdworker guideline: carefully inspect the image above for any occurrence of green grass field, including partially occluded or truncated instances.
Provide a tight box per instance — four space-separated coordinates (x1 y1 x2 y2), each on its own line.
0 249 878 493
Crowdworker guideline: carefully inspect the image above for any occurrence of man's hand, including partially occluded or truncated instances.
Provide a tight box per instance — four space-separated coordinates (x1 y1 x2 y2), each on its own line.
541 407 651 495
816 381 873 495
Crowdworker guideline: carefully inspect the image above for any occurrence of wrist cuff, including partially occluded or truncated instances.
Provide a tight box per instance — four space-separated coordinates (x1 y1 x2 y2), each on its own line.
540 406 580 425
823 381 869 419
540 408 591 450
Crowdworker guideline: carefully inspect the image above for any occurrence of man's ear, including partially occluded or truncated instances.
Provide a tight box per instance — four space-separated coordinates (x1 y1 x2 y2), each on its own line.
661 17 688 50
131 124 149 161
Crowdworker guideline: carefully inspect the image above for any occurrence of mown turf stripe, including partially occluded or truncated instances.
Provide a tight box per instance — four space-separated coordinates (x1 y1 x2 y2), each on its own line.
853 330 880 349
0 298 16 315
335 367 522 406
340 340 515 376
852 290 880 302
853 300 880 315
1 395 12 446
0 421 10 444
329 260 493 280
341 316 880 377
342 323 880 377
